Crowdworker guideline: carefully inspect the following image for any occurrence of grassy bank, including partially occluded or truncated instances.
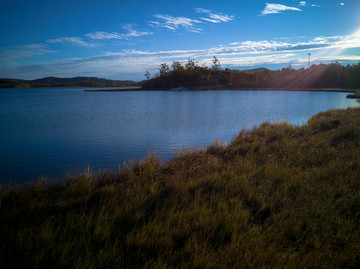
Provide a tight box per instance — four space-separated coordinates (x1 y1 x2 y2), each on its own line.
1 108 360 268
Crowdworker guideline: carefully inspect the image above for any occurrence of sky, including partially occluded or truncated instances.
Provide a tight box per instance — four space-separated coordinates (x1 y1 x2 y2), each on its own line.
1 0 360 81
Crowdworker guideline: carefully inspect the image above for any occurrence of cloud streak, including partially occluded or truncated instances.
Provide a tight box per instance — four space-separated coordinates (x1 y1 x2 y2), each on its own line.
149 9 233 33
150 14 202 32
121 24 154 38
46 37 95 47
86 32 122 40
0 44 55 61
86 25 153 40
2 32 360 80
261 3 302 15
195 8 234 23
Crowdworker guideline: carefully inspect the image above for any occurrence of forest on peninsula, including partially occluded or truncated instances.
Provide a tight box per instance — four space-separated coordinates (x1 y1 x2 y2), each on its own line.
142 58 360 90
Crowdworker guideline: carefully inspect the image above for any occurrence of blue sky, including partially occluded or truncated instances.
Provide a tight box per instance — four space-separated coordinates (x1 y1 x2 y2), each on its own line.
1 0 360 81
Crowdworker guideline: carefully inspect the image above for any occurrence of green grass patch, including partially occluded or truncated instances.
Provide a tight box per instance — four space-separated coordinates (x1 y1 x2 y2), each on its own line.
1 107 360 268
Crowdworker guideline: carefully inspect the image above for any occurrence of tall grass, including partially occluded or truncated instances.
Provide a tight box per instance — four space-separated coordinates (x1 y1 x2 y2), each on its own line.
1 107 360 268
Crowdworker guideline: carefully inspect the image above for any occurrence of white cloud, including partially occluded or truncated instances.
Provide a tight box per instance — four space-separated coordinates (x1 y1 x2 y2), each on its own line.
219 53 298 67
46 37 95 47
86 31 122 40
201 18 220 23
3 32 360 80
150 14 202 32
299 1 306 6
149 10 233 33
205 13 233 23
46 33 360 65
340 3 344 6
261 3 302 15
121 24 153 38
317 55 360 61
195 8 234 23
86 25 153 40
195 8 212 14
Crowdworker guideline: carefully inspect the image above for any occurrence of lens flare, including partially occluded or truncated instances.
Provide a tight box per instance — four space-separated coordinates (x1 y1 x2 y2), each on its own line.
311 29 360 64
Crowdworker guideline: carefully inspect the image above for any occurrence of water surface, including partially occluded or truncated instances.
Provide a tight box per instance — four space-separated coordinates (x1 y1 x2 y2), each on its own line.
0 88 358 183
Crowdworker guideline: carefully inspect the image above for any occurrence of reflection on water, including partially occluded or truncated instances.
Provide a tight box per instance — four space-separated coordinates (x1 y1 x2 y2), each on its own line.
0 88 358 183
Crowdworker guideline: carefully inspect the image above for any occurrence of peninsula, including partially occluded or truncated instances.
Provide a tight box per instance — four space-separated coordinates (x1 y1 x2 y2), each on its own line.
141 60 360 93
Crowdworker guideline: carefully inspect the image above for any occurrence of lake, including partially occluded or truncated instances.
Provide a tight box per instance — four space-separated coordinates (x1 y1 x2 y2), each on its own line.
0 88 358 184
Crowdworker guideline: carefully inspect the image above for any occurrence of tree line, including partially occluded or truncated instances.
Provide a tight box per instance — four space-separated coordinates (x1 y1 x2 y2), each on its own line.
0 77 139 88
142 58 360 89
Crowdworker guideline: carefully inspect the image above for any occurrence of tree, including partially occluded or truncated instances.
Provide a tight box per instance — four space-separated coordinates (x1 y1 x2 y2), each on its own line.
212 56 221 71
144 70 151 80
185 59 198 70
158 63 170 77
171 61 183 72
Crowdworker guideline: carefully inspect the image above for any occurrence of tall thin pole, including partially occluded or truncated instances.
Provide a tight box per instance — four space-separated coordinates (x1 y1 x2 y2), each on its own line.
308 53 311 68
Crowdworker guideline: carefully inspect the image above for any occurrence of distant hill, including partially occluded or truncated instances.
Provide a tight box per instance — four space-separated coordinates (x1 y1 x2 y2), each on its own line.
0 76 139 88
246 67 270 72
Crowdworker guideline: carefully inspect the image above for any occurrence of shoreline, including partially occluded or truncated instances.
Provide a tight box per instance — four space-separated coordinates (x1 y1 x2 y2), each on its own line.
84 86 357 93
84 86 143 92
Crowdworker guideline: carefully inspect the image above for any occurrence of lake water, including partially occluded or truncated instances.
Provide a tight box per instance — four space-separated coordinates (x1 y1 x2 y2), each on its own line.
0 88 358 184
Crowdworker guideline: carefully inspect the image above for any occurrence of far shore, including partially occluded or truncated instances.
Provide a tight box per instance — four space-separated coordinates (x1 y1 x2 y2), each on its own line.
84 86 143 92
84 86 357 93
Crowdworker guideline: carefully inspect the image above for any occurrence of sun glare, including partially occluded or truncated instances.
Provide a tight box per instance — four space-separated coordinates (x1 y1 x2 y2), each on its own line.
310 29 360 65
